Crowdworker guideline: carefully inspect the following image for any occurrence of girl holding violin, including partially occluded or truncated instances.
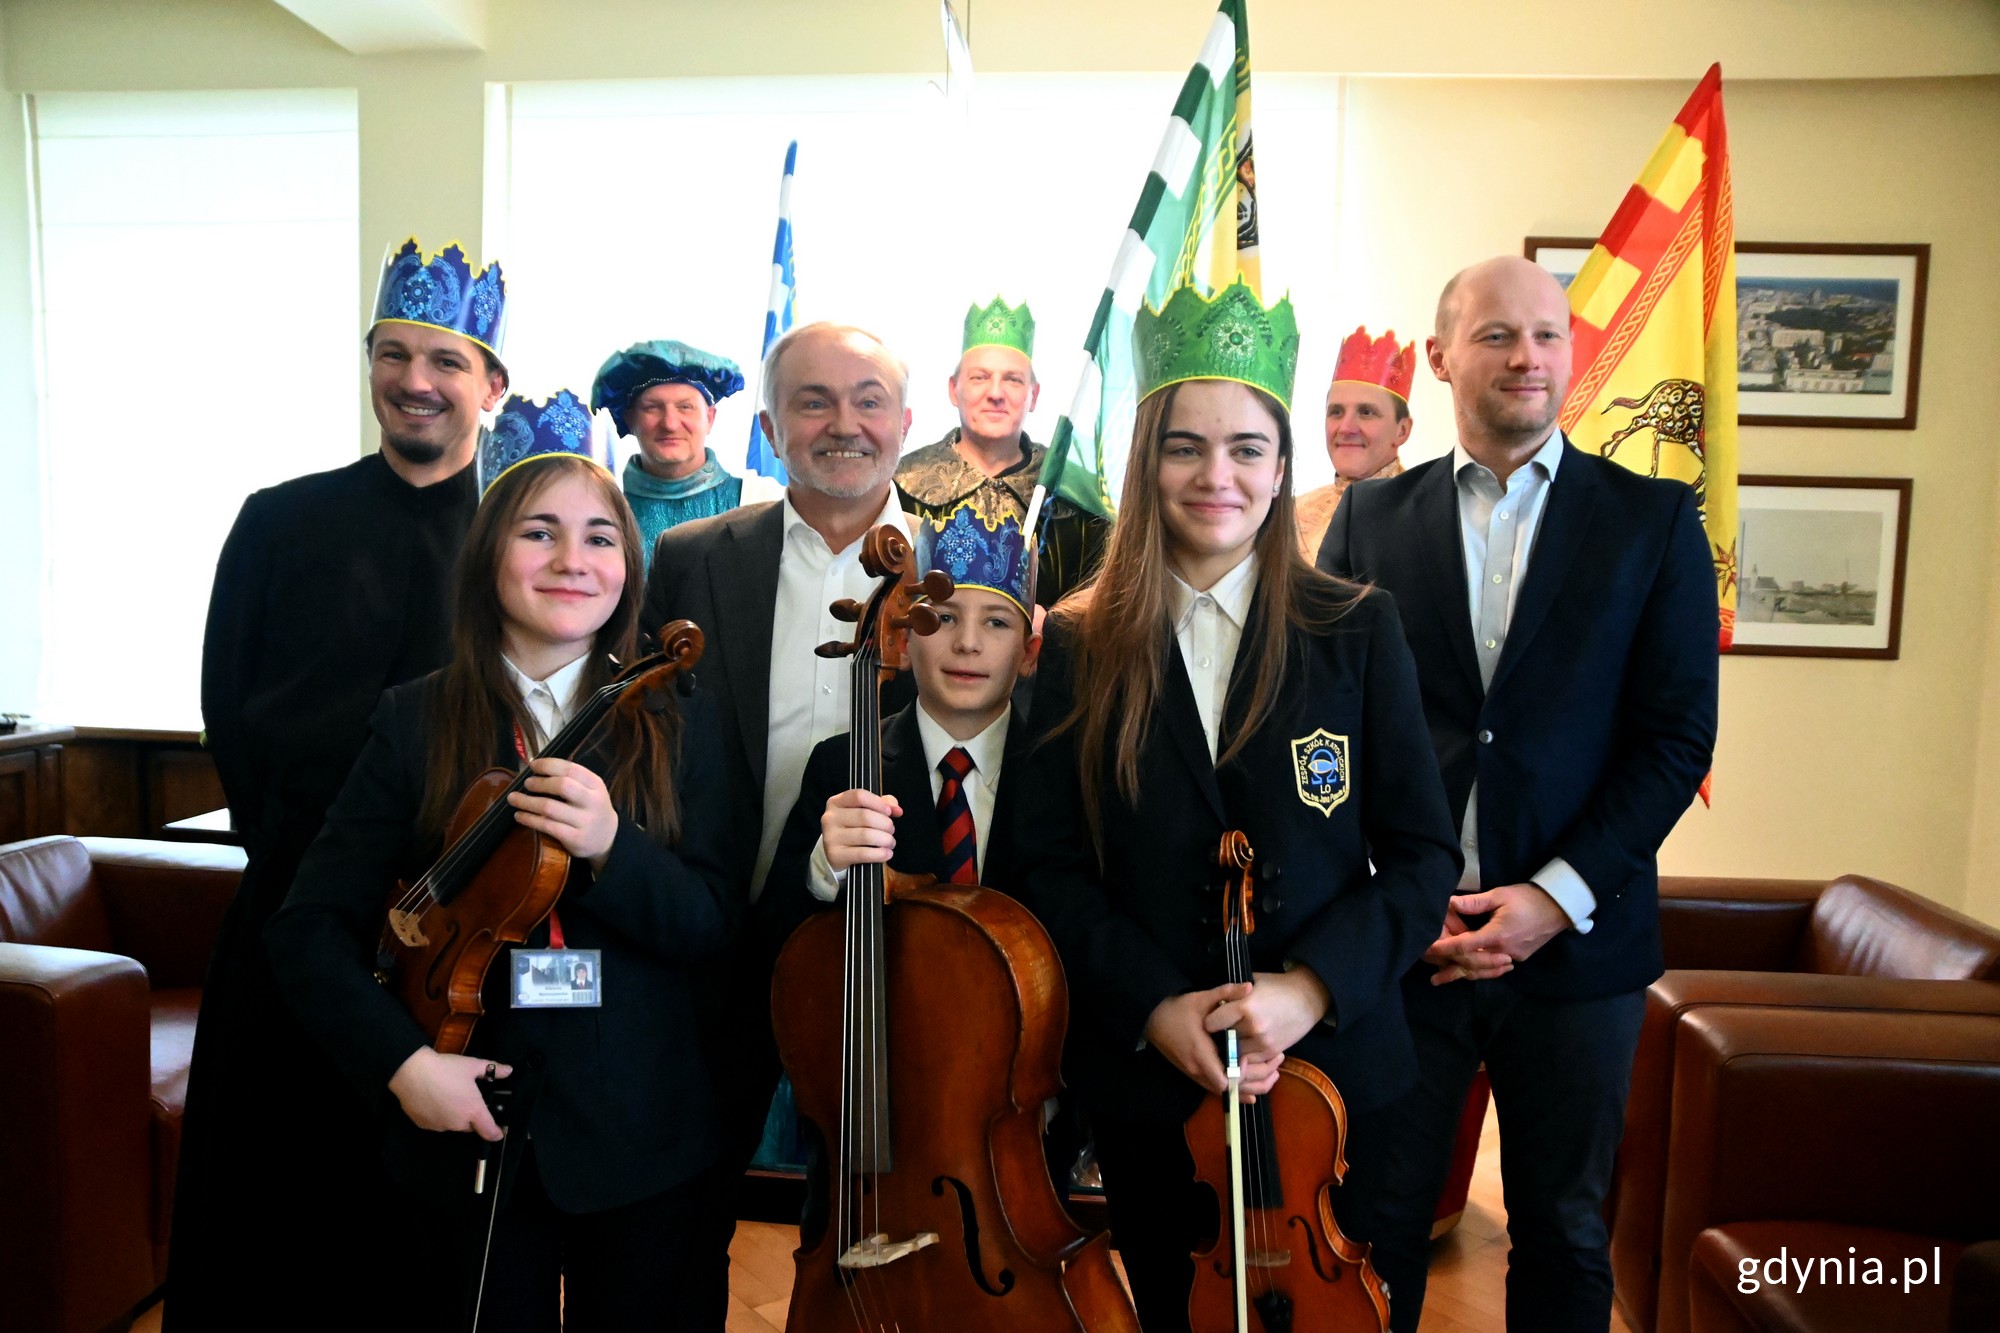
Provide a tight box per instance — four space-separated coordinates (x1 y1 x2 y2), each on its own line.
266 394 740 1330
1009 281 1462 1332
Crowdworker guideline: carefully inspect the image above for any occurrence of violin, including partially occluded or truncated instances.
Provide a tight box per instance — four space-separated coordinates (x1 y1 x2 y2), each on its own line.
373 620 705 1054
1186 830 1391 1333
769 524 1138 1333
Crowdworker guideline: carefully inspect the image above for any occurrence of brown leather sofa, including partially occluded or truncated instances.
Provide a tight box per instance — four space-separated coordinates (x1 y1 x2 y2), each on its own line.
1611 875 2000 1333
0 835 242 1333
1667 1005 2000 1333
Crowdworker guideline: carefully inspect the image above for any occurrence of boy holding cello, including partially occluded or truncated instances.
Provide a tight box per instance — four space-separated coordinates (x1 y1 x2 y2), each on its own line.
759 499 1041 950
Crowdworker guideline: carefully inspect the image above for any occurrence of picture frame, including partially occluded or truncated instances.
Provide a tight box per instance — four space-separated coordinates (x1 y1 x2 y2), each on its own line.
1729 475 1912 659
1523 238 1929 430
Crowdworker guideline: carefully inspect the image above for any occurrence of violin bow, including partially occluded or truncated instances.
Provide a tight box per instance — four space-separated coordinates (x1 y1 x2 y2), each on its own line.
1225 1028 1249 1333
465 1066 513 1332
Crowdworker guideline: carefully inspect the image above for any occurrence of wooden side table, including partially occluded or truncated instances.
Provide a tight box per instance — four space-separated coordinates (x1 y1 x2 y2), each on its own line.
0 721 75 844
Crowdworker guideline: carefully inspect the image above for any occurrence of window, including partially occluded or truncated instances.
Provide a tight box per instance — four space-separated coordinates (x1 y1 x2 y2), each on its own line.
31 89 359 730
490 73 1344 499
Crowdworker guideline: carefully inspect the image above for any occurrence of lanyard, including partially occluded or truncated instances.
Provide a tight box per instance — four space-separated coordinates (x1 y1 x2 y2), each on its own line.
512 722 567 950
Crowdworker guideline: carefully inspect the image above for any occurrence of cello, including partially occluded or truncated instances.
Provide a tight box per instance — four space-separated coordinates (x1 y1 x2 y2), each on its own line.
1185 830 1391 1333
769 524 1138 1333
374 620 705 1053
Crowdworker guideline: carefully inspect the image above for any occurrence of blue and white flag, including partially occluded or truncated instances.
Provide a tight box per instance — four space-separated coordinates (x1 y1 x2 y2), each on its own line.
746 141 798 483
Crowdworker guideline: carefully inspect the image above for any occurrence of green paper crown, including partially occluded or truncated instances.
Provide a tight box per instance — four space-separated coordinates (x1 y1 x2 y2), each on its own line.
963 295 1035 357
1133 278 1300 412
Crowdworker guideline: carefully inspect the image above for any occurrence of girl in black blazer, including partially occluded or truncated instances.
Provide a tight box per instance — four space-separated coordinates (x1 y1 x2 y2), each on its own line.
266 449 740 1330
1009 287 1462 1333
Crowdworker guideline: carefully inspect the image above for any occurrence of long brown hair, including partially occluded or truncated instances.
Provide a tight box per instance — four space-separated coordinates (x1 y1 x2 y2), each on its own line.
419 454 684 844
1053 380 1366 850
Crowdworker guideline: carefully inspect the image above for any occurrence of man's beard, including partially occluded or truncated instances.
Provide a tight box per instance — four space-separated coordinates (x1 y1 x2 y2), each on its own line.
784 441 895 500
383 432 449 466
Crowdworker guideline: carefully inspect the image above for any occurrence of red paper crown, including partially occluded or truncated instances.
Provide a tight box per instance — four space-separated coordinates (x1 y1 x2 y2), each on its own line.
1332 326 1416 401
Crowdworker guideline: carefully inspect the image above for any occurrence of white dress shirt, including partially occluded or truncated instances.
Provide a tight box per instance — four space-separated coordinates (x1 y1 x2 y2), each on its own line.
1167 554 1259 761
808 702 1012 901
755 489 910 901
501 652 590 756
1452 428 1595 932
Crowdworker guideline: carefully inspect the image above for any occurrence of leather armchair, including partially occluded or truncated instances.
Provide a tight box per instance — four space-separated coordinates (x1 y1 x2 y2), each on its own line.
0 835 242 1333
1611 875 2000 1333
1665 1005 2000 1333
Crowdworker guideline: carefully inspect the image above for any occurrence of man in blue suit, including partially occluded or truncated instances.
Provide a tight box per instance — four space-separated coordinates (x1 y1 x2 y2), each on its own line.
1318 255 1718 1333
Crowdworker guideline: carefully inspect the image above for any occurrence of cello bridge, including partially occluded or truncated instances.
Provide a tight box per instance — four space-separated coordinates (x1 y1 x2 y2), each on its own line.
1244 1248 1293 1269
837 1232 940 1269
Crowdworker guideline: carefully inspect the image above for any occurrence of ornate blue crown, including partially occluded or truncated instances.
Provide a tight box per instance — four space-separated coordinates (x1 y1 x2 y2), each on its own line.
917 503 1035 619
372 238 508 360
478 390 613 494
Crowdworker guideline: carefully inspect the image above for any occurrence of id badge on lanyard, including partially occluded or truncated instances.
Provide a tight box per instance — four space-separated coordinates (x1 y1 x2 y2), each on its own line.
506 721 603 1009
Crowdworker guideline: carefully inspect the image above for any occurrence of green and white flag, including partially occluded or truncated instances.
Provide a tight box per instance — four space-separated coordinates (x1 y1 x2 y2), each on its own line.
1030 0 1260 527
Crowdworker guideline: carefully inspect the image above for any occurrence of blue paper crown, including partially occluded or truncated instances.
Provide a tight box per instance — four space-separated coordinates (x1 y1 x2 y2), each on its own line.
372 238 508 360
917 504 1035 618
478 390 612 494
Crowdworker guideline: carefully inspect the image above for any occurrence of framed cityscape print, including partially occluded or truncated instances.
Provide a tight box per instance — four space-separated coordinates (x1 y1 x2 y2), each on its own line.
1524 239 1929 429
1731 475 1912 659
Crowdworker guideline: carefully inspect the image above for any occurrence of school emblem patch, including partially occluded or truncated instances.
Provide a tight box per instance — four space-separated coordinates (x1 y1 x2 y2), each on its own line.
1291 728 1350 816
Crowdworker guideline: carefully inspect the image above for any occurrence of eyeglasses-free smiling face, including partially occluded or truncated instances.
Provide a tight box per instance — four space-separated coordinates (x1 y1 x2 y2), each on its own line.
907 589 1040 737
1429 256 1574 449
627 382 717 480
495 470 627 673
949 344 1039 448
763 327 910 500
1324 382 1411 481
1156 379 1286 588
368 324 506 466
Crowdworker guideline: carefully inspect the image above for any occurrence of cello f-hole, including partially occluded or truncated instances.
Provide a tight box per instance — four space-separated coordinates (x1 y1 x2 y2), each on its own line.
932 1174 1016 1298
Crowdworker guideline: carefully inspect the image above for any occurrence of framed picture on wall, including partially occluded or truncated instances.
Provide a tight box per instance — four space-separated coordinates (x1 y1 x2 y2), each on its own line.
1523 238 1929 429
1731 475 1912 659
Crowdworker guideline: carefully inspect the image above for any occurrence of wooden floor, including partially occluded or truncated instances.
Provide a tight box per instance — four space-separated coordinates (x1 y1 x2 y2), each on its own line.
136 1102 1634 1332
718 1100 1636 1333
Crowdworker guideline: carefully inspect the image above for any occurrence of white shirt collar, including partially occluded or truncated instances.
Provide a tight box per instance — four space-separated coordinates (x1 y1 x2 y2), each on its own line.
779 487 908 556
501 652 590 726
1167 551 1259 635
914 702 1012 789
1452 426 1565 487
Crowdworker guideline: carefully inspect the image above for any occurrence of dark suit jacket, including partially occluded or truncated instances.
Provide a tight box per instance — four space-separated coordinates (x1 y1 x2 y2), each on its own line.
641 501 787 867
1317 441 1718 1000
1008 585 1461 1125
760 704 1029 952
264 675 740 1214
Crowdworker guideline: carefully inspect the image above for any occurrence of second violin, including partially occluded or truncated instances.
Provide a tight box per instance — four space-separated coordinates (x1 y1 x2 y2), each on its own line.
1185 831 1391 1333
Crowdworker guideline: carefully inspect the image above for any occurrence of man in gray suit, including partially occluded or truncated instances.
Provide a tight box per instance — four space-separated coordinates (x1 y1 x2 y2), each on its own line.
640 320 913 1325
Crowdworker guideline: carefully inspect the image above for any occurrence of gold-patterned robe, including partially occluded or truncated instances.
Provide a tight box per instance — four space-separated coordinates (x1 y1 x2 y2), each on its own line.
1295 457 1405 562
895 429 1108 607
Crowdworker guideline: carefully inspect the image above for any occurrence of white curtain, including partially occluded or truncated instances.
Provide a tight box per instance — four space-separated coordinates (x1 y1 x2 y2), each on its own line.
33 89 359 730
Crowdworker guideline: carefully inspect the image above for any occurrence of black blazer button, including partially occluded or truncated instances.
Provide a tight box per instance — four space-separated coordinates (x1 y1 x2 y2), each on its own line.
1476 729 1494 744
1207 939 1223 956
1264 897 1283 913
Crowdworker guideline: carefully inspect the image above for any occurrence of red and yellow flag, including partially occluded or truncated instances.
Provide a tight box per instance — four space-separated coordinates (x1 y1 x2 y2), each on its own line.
1561 64 1738 650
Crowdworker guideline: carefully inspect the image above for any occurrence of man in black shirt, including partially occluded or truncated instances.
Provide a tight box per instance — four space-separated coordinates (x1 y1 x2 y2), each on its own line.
167 239 509 1328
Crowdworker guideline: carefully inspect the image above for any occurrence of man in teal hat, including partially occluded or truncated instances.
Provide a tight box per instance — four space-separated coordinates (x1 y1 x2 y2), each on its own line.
592 338 776 569
896 297 1106 610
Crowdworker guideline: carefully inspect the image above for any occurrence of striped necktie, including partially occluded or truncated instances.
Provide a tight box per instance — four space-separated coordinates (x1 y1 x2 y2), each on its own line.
936 746 978 885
